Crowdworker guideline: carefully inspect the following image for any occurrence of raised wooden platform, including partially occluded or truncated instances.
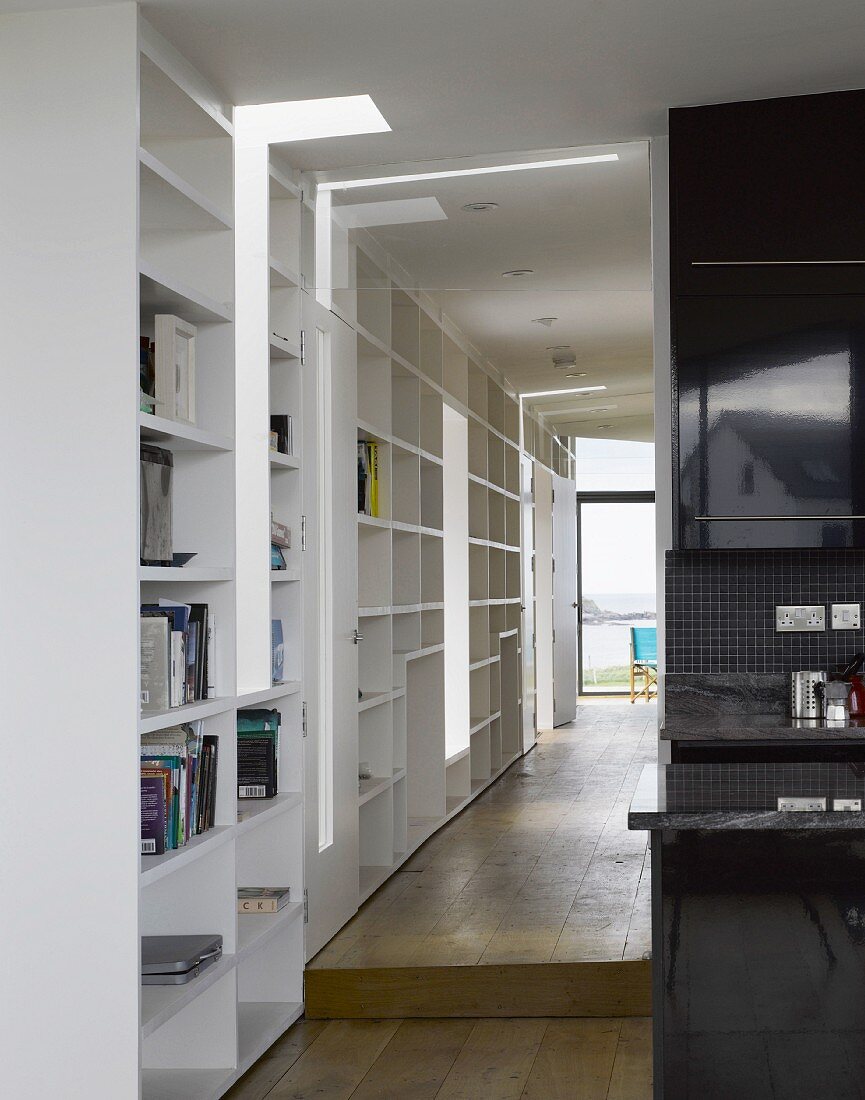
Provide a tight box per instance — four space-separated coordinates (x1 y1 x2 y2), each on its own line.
305 960 652 1019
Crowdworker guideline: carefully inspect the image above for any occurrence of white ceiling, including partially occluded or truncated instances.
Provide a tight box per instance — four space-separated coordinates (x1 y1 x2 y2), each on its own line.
330 143 652 435
139 0 865 171
12 0 865 438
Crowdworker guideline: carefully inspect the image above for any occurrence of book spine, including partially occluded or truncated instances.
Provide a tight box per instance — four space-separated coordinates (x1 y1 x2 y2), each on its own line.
206 614 216 699
237 899 280 913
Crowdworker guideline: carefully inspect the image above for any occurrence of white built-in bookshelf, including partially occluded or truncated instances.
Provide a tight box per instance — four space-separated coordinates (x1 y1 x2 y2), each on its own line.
137 21 304 1099
330 230 531 908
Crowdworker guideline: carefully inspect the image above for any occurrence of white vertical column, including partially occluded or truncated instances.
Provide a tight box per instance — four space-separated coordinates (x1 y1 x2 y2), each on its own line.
443 405 469 757
0 4 140 1096
234 135 273 694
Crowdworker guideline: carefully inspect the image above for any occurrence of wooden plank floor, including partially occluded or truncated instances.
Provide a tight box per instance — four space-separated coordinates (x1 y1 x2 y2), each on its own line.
310 704 657 970
225 1016 653 1100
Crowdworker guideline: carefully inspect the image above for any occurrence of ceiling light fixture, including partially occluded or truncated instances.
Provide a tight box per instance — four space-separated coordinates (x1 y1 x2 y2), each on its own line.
546 345 572 351
521 386 607 398
502 269 533 277
532 317 558 327
565 371 588 378
597 423 613 429
318 152 619 192
462 201 499 213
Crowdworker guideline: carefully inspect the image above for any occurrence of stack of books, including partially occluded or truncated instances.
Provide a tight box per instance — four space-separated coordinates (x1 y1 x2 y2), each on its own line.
140 723 218 855
271 514 290 571
270 414 294 456
237 709 280 799
140 598 213 712
357 440 379 517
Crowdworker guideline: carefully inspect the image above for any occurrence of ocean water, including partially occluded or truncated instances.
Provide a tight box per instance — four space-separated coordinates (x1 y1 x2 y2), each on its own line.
580 593 657 681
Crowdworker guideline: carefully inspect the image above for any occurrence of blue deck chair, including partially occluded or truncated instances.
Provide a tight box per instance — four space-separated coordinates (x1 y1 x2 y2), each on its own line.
630 626 657 703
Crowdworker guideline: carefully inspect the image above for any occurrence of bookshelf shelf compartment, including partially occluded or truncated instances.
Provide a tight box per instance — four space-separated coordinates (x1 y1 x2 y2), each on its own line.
358 774 394 806
140 825 234 887
237 903 304 960
269 257 301 288
236 1001 304 1074
236 791 303 836
139 414 234 453
269 451 300 470
271 569 301 583
141 952 236 1039
139 697 236 734
237 682 301 708
139 566 234 583
269 335 302 360
139 148 233 232
140 262 233 325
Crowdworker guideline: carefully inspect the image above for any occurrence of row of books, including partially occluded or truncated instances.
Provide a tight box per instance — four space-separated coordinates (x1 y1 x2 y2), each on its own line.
140 723 218 855
141 598 213 713
358 440 380 517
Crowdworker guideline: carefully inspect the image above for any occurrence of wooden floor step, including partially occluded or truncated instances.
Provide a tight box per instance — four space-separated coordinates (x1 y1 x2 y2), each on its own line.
304 960 651 1019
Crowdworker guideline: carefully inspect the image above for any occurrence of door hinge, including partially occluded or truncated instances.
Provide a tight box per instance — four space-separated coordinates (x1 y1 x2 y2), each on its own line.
301 514 307 550
303 888 309 924
552 488 555 503
532 633 536 648
300 329 306 365
302 701 308 738
530 476 535 495
552 557 556 573
531 555 535 572
552 629 556 644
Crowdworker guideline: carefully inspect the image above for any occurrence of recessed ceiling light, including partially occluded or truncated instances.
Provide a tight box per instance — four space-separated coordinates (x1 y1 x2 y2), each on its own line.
502 269 533 277
235 94 390 148
546 345 571 351
565 371 588 378
597 423 613 429
532 317 558 327
462 201 499 213
319 152 619 191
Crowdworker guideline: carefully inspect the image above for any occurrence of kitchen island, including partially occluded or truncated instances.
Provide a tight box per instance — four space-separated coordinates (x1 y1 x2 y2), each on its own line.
630 762 865 1099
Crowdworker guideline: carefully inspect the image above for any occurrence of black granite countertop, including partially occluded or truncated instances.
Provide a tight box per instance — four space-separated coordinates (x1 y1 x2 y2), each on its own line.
628 762 865 830
662 714 865 740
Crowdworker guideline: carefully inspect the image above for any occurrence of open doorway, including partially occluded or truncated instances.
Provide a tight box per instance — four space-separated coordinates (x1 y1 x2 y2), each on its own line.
572 437 656 702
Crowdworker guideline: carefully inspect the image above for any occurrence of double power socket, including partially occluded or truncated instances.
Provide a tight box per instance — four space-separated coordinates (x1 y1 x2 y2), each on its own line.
775 603 861 632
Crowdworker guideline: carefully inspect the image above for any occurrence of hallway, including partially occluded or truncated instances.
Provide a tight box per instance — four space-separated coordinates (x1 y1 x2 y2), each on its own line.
311 704 657 968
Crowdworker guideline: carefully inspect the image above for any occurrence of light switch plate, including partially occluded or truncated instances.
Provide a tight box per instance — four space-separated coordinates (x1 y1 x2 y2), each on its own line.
775 605 826 632
831 603 861 630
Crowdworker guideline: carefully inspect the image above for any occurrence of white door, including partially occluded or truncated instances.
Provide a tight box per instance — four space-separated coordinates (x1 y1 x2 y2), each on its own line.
520 454 537 751
552 473 577 726
303 293 359 959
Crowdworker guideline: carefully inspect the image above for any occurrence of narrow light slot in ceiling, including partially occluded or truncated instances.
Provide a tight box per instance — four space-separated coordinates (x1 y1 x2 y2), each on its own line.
521 386 606 398
502 269 533 277
319 153 619 191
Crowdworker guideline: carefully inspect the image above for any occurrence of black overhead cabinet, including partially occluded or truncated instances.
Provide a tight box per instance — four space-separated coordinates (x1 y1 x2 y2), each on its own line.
670 89 865 548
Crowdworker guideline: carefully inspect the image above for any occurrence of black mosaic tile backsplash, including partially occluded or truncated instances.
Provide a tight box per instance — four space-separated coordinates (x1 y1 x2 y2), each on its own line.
664 763 865 811
666 550 865 674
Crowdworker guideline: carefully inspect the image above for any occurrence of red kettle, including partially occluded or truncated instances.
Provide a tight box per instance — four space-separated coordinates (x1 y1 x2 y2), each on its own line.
841 654 865 717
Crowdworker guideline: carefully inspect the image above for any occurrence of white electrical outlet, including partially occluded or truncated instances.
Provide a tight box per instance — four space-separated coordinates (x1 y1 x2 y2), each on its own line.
777 796 827 811
831 603 861 630
775 605 826 632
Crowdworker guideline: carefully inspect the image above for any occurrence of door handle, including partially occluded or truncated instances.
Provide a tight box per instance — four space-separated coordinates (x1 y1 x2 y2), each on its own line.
353 629 364 645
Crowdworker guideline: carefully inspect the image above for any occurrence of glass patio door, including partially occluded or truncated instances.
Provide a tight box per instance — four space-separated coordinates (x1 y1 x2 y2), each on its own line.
577 492 656 696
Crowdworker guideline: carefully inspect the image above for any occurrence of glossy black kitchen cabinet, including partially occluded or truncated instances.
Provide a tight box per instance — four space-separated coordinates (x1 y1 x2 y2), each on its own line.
674 295 865 548
670 90 865 296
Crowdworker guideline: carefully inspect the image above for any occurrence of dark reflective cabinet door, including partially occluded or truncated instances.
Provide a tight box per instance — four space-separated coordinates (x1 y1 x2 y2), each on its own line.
675 295 865 549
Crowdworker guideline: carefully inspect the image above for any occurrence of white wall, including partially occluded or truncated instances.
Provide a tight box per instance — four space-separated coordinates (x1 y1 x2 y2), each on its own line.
0 5 141 1095
443 405 470 756
650 136 672 759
